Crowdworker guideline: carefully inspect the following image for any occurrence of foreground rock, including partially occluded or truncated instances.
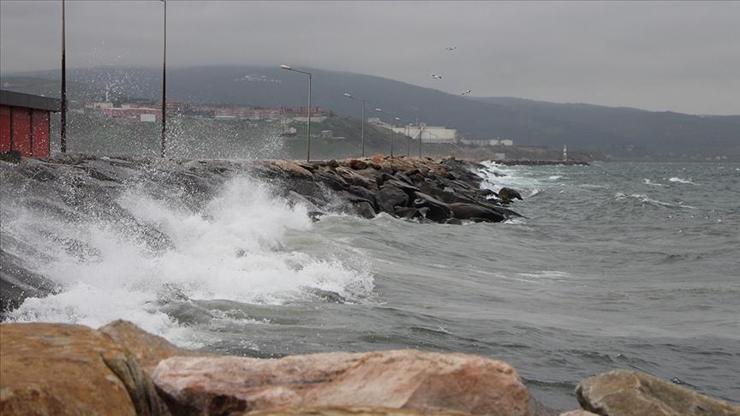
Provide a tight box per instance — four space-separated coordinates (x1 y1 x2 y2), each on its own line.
99 319 199 372
576 370 740 416
244 407 471 416
152 350 530 416
0 322 170 416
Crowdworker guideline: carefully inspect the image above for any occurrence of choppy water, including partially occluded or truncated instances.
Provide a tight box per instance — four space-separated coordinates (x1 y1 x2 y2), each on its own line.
1 160 739 409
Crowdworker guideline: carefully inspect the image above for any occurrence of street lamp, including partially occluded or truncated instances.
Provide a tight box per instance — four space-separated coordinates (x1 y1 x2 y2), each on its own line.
343 92 366 157
281 64 312 162
60 0 67 153
375 108 400 158
160 0 167 158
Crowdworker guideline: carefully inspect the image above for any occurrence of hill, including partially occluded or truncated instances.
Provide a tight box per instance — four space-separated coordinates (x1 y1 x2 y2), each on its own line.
3 66 738 159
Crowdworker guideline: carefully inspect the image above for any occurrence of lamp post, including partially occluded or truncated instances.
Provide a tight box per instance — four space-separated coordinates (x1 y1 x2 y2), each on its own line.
60 0 67 153
160 0 167 158
281 64 312 162
393 117 402 158
343 92 365 157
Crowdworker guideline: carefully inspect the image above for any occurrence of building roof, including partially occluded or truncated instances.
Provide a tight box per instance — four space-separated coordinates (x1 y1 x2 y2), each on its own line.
0 89 61 112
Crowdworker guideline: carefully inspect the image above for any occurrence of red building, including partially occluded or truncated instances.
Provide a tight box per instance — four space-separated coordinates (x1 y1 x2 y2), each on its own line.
1 90 60 158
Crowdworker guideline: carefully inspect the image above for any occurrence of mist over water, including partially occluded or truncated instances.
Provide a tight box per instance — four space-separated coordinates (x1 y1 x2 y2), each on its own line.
1 159 739 409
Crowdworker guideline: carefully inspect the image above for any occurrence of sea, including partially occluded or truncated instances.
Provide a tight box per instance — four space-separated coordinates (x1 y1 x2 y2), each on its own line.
1 159 738 410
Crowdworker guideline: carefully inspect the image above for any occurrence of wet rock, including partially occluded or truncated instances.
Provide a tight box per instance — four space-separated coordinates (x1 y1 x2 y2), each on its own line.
353 201 377 219
576 369 740 416
348 185 378 206
242 407 471 416
336 167 375 189
99 319 195 373
315 170 349 191
412 192 452 222
0 249 60 315
394 206 421 219
498 187 523 203
349 159 368 170
152 350 530 416
0 322 170 416
272 160 314 179
376 185 409 214
449 203 505 222
384 179 421 197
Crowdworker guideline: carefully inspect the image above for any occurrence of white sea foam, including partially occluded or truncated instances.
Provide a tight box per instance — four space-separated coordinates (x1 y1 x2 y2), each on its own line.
668 177 695 185
477 161 542 197
644 178 664 186
614 192 695 209
5 176 373 345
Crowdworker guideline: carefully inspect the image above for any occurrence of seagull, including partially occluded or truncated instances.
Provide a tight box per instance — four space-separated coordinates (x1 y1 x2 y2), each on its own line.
445 46 457 51
461 89 472 96
431 74 443 80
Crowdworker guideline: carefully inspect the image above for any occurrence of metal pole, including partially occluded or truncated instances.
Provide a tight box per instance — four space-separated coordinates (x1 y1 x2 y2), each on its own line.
60 0 67 153
361 99 365 157
160 0 167 158
406 125 410 157
306 73 311 162
418 121 423 158
390 123 394 158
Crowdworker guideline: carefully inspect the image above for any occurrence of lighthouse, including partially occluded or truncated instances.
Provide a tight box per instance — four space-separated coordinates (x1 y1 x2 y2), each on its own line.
563 144 568 161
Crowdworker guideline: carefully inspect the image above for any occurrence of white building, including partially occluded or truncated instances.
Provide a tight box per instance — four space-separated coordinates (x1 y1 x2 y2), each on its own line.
459 138 514 146
368 118 457 144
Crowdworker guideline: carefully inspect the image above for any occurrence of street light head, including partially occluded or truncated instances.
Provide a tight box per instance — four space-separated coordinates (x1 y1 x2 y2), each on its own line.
280 64 292 70
375 108 382 112
395 117 401 121
343 92 352 98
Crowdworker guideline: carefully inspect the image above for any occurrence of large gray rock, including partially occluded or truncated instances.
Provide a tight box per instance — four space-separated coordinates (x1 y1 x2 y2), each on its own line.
376 185 409 214
412 192 452 222
576 370 740 416
448 203 505 222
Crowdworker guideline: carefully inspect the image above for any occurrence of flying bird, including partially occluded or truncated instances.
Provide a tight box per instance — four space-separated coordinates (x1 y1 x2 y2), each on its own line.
461 90 472 96
445 46 457 51
431 74 443 80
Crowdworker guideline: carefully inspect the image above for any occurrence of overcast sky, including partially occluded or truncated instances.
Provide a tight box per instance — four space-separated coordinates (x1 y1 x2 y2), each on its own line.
1 1 738 115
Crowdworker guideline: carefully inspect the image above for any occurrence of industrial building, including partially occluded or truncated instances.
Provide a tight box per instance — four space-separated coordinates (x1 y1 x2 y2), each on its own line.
0 90 60 158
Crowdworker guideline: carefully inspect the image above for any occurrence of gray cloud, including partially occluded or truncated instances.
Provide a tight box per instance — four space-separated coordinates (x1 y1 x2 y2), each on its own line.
2 0 739 114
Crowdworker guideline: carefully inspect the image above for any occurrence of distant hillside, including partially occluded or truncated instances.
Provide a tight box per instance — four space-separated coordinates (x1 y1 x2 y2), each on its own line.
3 66 739 159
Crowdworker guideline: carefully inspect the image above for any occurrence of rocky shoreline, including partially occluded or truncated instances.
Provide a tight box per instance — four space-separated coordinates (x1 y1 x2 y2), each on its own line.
1 321 738 416
1 154 521 316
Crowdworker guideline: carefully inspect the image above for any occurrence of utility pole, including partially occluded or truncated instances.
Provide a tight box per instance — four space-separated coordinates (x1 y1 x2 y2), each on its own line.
281 65 312 162
60 0 67 153
160 0 167 158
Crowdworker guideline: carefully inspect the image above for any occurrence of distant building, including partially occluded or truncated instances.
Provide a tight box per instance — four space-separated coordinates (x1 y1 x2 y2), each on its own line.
1 90 60 158
460 138 514 146
370 118 458 144
101 107 161 121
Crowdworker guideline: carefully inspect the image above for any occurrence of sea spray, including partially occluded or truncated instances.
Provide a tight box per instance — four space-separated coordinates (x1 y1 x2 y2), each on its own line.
4 175 373 344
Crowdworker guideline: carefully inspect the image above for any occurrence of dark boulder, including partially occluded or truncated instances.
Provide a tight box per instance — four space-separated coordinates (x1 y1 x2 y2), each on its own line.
376 185 409 214
412 192 452 222
394 206 422 220
347 185 377 207
498 187 523 203
1 249 60 315
348 159 368 170
352 201 376 219
449 203 506 222
314 170 349 191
